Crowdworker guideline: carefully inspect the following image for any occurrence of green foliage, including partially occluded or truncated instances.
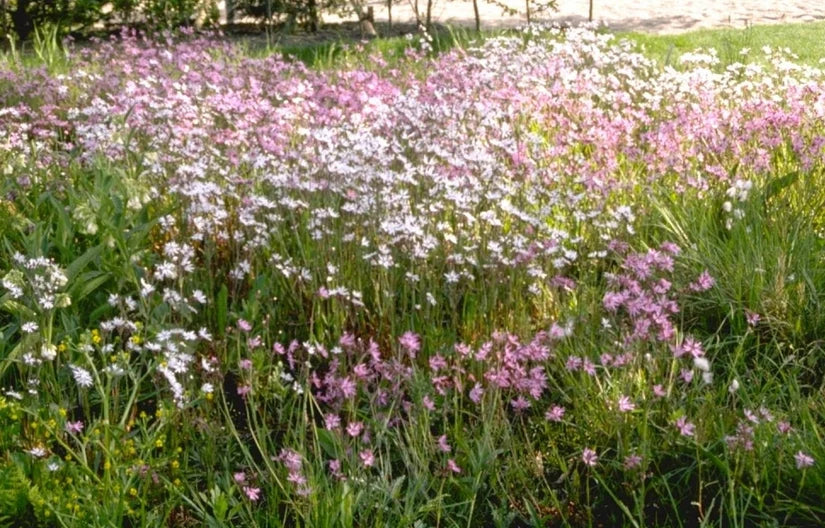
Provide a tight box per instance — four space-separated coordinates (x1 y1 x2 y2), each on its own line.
0 0 219 40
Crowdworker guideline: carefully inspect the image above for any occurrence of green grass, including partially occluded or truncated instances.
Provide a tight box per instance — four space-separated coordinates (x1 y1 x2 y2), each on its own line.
619 21 825 67
266 21 825 69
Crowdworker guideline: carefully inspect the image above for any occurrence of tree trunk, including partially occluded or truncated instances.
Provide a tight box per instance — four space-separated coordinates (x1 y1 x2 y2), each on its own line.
11 0 33 41
387 0 392 30
525 0 530 24
351 3 377 38
308 0 318 31
588 0 593 22
425 0 432 29
472 0 480 31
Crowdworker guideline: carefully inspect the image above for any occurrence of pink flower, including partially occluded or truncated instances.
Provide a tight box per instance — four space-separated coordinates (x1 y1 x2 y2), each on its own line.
279 449 303 473
237 385 251 397
422 395 436 411
429 354 447 372
675 416 695 437
468 383 484 404
65 421 84 434
660 241 681 255
544 405 565 422
681 337 704 358
328 459 345 480
243 486 261 501
437 435 451 453
238 319 252 332
795 451 815 469
338 333 357 348
446 459 461 474
324 413 341 430
233 472 246 483
623 454 642 470
652 384 666 398
511 396 531 411
617 395 635 413
582 448 598 467
239 359 253 370
777 421 792 434
398 331 421 357
565 356 582 371
359 449 375 467
745 310 761 327
346 421 364 438
689 270 715 292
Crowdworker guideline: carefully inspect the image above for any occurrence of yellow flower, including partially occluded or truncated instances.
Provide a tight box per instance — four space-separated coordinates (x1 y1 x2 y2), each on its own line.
129 487 138 497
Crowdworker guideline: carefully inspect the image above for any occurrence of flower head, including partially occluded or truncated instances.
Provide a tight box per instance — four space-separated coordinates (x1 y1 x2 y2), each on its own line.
795 451 815 469
582 448 598 467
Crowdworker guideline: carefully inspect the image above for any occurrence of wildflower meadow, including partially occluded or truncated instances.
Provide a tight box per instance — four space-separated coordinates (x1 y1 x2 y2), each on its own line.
1 24 825 527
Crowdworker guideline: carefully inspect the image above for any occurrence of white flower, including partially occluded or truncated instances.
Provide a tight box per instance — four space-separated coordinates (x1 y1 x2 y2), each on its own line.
70 365 94 388
41 344 57 361
21 322 39 333
693 357 710 372
728 379 740 393
27 446 47 458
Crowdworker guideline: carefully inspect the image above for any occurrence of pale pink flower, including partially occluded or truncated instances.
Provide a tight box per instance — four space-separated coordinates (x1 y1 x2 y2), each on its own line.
544 405 565 422
468 383 484 404
582 448 598 467
623 454 642 470
324 413 341 430
795 451 814 469
675 416 695 437
359 449 375 467
65 421 84 434
398 331 421 357
617 395 635 413
243 486 261 501
346 421 364 437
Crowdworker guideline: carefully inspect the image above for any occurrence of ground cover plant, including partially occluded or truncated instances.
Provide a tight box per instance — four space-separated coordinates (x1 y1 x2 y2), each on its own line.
1 23 825 527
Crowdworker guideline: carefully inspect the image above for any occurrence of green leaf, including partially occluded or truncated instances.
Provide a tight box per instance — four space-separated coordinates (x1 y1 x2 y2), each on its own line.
65 244 103 283
317 428 339 459
763 171 799 203
216 284 228 337
67 271 111 303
